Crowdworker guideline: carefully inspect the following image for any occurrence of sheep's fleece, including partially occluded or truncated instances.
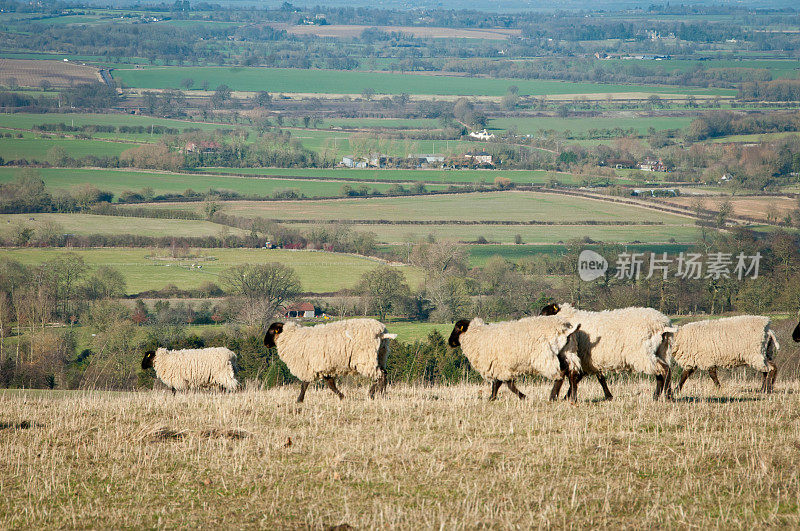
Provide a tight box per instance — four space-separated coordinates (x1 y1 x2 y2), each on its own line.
458 316 581 381
273 318 391 382
152 347 238 391
672 315 778 372
555 303 675 375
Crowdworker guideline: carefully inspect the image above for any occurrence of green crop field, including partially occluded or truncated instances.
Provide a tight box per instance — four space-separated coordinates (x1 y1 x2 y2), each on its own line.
0 112 239 136
0 248 422 294
0 213 247 238
0 137 138 161
465 243 695 266
282 222 702 245
111 67 736 97
199 167 579 186
489 116 694 136
319 118 440 129
0 168 451 199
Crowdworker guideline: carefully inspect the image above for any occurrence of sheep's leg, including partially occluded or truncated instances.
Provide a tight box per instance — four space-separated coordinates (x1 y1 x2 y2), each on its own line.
675 367 695 394
505 380 526 400
708 367 722 388
323 376 345 400
596 373 613 401
171 387 176 396
488 380 502 401
563 373 584 401
368 370 387 399
762 361 777 393
653 359 673 401
549 378 564 401
297 381 309 403
567 371 579 403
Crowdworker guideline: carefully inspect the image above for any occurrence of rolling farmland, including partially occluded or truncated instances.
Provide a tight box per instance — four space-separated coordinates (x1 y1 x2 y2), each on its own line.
111 66 737 97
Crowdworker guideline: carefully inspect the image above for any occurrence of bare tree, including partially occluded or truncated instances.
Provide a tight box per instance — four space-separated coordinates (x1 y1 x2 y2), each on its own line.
221 263 301 322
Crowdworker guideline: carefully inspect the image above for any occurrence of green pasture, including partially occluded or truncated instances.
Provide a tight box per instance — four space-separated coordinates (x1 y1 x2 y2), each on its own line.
0 213 246 238
283 222 702 245
489 116 694 136
0 137 137 161
111 67 736 97
0 168 451 199
320 118 441 129
0 112 238 135
709 131 800 143
464 242 695 266
0 247 422 294
199 167 577 185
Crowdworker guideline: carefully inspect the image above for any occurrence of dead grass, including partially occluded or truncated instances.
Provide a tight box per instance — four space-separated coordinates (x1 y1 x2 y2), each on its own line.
666 195 797 222
0 59 102 89
1 376 800 527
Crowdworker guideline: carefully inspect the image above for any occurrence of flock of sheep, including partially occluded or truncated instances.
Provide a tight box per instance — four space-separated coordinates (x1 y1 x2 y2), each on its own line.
141 305 800 403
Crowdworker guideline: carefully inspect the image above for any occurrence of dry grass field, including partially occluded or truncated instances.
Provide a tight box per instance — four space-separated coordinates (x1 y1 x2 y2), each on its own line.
0 59 102 88
2 375 800 527
272 23 522 40
665 195 797 223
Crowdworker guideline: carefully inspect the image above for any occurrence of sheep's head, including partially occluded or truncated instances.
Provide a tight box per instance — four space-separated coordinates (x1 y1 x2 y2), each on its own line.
141 350 156 370
539 303 561 316
448 319 471 348
264 322 284 348
793 320 800 343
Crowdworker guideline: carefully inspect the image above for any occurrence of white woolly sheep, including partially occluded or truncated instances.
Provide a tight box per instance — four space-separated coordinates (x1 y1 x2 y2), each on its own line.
141 347 238 394
672 315 779 394
447 315 583 402
540 303 677 401
264 318 397 403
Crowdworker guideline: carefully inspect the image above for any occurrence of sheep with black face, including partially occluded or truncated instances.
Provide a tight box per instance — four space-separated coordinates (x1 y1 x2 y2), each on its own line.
265 318 396 403
448 315 583 402
540 303 677 402
141 347 238 394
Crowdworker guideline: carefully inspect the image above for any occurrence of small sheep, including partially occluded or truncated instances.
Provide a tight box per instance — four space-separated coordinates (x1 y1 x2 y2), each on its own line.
540 303 676 401
447 315 583 402
672 315 779 394
264 318 397 403
141 347 238 394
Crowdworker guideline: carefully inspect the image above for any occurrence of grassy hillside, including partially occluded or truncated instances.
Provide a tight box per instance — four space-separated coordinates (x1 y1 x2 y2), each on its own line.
2 379 799 527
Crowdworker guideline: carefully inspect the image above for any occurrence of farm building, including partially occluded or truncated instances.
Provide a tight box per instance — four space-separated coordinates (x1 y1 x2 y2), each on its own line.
185 141 221 154
283 302 319 319
465 151 493 165
469 129 496 140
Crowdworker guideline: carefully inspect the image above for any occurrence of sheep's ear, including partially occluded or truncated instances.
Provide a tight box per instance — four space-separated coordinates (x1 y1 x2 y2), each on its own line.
456 319 470 332
539 303 560 316
264 322 284 348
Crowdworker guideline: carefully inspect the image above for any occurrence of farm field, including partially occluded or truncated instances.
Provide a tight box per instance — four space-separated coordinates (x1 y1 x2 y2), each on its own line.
274 23 522 40
0 59 100 88
284 222 702 245
663 195 798 222
199 167 576 185
1 248 422 294
111 67 737 97
464 242 695 266
0 168 451 198
0 112 238 136
0 136 137 161
3 373 800 528
0 213 247 238
709 131 800 143
489 115 694 136
150 192 691 224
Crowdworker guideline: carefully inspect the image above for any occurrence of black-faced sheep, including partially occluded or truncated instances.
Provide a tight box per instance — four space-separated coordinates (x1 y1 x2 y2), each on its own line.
540 303 676 401
793 319 800 342
672 315 779 394
141 347 238 394
447 316 583 402
264 318 396 403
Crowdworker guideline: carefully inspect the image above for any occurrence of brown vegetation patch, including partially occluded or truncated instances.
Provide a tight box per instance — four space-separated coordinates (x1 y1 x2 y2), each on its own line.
273 23 521 40
0 59 102 89
665 195 797 223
